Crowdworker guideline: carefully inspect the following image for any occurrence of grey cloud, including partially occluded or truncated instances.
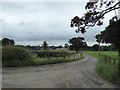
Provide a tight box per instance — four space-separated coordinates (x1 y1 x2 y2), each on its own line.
2 2 113 46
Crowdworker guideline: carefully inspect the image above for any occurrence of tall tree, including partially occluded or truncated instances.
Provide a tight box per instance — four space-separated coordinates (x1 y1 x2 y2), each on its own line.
92 44 99 51
64 44 69 49
98 19 120 51
68 37 85 53
70 0 120 33
42 41 48 50
95 33 103 57
70 0 120 75
96 19 120 75
2 38 15 46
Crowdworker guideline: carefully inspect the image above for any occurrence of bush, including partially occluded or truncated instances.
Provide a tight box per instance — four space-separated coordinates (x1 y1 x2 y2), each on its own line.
34 50 75 58
2 46 31 67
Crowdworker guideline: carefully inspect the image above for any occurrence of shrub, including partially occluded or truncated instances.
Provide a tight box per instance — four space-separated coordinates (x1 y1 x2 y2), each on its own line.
2 46 31 66
34 50 75 58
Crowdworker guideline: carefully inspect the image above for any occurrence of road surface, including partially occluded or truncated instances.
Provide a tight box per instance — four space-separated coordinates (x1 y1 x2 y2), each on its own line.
2 54 117 88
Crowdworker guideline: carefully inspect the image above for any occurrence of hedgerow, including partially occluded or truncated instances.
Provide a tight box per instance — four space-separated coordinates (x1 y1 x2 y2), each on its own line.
2 46 31 66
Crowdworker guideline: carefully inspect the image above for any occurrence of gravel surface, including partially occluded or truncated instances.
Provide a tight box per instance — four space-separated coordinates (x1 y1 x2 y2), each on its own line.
2 54 118 88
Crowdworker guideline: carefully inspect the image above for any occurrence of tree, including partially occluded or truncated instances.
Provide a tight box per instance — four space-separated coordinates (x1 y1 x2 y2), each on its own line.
49 45 56 50
42 41 48 50
92 44 99 51
58 45 63 48
96 18 120 75
100 46 109 51
64 44 69 49
98 19 120 50
70 0 120 75
95 33 104 57
2 38 15 46
70 0 120 34
68 37 85 53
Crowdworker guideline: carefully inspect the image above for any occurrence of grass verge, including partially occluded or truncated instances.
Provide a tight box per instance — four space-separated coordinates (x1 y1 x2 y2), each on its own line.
96 61 120 85
86 51 120 86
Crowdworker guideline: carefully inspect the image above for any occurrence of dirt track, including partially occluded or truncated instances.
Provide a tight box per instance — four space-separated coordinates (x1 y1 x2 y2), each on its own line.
2 54 117 88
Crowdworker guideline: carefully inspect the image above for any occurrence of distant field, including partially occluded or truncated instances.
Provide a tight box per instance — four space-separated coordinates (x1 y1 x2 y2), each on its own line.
86 51 118 59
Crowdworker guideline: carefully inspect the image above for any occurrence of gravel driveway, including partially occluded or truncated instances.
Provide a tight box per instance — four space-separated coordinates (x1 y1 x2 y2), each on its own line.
2 54 117 88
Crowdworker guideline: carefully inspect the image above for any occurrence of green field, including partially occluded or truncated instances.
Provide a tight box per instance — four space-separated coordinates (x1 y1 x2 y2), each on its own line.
86 51 118 59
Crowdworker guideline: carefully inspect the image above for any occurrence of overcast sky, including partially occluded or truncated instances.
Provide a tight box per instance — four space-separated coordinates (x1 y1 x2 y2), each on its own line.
1 1 117 46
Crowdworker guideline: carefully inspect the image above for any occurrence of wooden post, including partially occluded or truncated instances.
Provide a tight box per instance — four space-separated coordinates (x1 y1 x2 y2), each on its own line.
74 54 75 59
113 58 116 65
109 57 111 64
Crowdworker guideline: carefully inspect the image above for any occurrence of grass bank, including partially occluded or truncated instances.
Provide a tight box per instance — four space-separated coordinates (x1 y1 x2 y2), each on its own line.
86 51 120 86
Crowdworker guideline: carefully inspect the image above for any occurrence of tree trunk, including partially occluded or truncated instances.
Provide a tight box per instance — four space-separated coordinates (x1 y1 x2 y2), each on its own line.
76 50 78 53
98 43 101 57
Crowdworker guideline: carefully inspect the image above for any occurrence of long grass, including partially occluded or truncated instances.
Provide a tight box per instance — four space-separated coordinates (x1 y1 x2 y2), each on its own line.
3 52 84 67
86 51 120 86
96 61 120 85
26 52 84 66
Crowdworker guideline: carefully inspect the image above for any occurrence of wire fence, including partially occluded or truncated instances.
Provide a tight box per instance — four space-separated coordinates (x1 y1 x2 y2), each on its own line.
100 54 118 67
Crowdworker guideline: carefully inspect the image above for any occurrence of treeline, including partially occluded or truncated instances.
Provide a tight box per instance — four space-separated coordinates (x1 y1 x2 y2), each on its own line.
1 38 85 67
86 44 116 51
1 38 116 51
1 38 69 50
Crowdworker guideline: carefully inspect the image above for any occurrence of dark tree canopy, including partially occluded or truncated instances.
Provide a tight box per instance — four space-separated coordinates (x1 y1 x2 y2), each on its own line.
68 37 86 53
70 0 120 34
95 30 106 44
95 18 120 75
64 44 69 49
97 19 120 49
92 44 99 51
2 38 15 46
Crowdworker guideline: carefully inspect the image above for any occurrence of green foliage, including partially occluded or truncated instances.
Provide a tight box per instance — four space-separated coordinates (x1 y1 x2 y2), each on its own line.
2 38 15 46
69 37 86 53
2 46 31 67
3 48 84 67
97 19 120 49
91 44 99 51
29 52 84 66
64 44 69 49
34 50 75 58
105 19 120 45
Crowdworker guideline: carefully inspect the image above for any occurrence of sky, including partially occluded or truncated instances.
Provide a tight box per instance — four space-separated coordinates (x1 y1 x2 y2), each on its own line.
1 1 118 46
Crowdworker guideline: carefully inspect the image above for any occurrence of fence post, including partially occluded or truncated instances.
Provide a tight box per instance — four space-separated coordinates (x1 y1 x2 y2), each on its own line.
109 57 111 64
74 54 75 59
113 58 116 65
